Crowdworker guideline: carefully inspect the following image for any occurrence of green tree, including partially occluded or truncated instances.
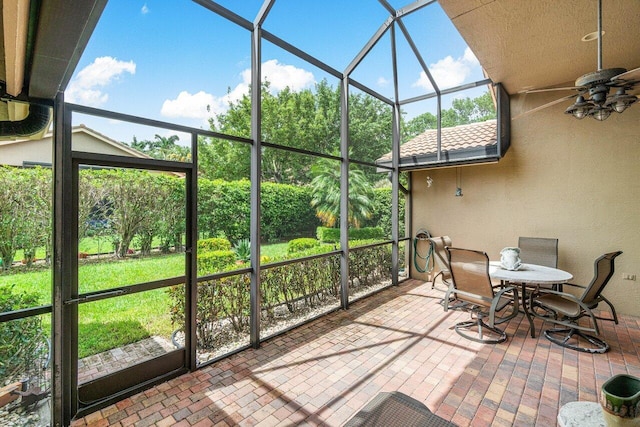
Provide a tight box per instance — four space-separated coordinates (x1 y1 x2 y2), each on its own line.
130 134 191 162
205 80 341 183
92 169 164 258
402 91 496 141
310 158 374 228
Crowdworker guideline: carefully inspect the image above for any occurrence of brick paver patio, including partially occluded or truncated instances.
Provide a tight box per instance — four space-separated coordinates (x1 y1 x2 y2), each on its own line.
71 279 640 426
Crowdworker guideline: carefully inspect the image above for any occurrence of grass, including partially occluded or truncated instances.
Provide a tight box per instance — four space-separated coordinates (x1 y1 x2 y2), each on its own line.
1 241 294 358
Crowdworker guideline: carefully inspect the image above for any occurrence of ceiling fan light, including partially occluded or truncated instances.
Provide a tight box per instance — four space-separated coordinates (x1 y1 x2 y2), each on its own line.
605 90 638 113
565 96 591 119
590 106 612 121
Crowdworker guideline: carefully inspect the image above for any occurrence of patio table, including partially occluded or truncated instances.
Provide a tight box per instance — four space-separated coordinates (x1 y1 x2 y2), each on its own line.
489 261 573 338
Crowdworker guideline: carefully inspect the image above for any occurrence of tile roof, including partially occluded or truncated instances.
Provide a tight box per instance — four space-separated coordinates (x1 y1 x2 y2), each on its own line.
378 119 497 163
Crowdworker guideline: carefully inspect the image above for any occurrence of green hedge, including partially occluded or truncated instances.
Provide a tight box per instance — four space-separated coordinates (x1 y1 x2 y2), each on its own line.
198 179 319 243
197 250 236 276
168 243 395 348
316 226 385 243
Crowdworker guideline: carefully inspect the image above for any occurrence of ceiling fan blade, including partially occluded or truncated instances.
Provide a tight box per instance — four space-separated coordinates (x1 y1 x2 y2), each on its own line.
512 94 579 120
612 66 640 83
520 86 583 94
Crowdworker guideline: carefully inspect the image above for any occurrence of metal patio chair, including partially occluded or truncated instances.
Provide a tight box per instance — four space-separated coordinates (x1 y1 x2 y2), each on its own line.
528 251 622 353
518 237 558 268
428 236 452 290
444 247 519 344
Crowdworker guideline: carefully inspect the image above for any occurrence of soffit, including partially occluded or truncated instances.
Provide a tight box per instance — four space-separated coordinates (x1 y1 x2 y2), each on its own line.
0 0 106 100
438 0 640 94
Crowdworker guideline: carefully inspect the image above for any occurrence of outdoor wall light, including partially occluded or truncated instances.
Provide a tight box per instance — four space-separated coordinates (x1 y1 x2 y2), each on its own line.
455 168 463 197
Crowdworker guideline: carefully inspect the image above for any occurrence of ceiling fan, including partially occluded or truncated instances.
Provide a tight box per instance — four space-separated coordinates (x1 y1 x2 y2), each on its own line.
518 0 640 121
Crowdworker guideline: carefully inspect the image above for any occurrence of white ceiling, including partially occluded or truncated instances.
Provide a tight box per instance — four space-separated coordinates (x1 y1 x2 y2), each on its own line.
438 0 640 95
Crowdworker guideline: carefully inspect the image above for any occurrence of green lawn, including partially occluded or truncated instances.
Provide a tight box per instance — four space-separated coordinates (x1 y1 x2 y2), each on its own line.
1 242 294 358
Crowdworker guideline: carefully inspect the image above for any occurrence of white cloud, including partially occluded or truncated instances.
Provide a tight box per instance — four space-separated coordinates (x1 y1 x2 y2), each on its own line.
377 76 390 87
160 60 315 122
260 59 315 91
160 91 218 120
141 4 150 14
463 47 479 66
66 56 136 107
413 47 480 91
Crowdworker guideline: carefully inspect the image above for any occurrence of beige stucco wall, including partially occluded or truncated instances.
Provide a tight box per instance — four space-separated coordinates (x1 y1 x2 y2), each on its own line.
410 92 640 316
0 129 142 166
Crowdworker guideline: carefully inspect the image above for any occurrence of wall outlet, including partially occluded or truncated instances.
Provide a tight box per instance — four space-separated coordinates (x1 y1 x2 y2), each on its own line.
622 273 636 281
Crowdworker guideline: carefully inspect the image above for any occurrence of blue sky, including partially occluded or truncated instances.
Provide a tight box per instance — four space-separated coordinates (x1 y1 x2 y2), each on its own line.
68 0 486 144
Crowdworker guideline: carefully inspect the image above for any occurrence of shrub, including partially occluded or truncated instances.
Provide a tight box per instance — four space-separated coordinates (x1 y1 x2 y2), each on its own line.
0 285 48 387
197 250 236 276
233 239 251 262
317 227 340 243
287 238 319 254
316 226 385 243
349 227 385 240
197 237 232 253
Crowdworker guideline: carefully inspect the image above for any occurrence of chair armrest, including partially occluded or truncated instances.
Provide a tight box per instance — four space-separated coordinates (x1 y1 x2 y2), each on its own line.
528 288 601 334
489 286 519 325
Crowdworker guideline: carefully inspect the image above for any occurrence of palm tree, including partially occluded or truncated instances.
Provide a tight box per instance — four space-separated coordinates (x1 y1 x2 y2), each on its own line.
310 158 374 228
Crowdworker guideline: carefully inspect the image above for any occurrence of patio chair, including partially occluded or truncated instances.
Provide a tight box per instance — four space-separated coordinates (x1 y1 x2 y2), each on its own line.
518 236 561 291
527 251 622 353
444 247 519 344
428 236 452 290
518 237 558 268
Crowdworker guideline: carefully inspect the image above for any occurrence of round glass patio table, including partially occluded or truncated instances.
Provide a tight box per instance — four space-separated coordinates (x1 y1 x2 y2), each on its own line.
489 262 573 337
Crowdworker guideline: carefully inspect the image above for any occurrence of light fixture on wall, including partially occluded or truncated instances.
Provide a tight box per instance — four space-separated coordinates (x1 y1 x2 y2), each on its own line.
455 168 463 197
426 176 433 188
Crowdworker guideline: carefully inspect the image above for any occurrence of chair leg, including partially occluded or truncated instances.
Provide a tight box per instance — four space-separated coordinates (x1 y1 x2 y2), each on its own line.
544 327 609 353
454 318 507 344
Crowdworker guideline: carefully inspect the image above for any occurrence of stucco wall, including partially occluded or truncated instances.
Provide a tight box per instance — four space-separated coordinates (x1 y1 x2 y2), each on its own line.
0 130 141 166
410 92 640 316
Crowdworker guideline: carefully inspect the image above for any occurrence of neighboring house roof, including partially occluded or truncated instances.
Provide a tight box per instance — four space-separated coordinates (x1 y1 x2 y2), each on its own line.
0 124 151 167
377 119 500 170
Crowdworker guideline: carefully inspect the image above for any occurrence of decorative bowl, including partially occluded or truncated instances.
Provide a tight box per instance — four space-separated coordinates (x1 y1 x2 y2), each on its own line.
601 374 640 426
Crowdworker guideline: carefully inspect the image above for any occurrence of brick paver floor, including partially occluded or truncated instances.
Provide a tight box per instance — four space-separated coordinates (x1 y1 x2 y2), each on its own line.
71 279 640 426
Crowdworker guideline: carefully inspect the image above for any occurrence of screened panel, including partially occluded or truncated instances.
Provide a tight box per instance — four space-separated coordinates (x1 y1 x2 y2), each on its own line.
259 254 341 340
348 163 393 241
263 0 389 70
71 1 251 137
259 41 341 156
77 287 179 384
259 147 327 252
349 28 395 101
401 3 485 90
348 242 393 300
197 134 250 278
348 87 393 164
0 313 51 426
77 167 186 293
195 273 251 366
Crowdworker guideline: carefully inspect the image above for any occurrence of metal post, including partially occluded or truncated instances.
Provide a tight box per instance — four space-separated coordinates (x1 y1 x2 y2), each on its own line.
390 24 400 285
249 25 262 348
52 92 75 425
186 133 198 369
340 78 350 309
